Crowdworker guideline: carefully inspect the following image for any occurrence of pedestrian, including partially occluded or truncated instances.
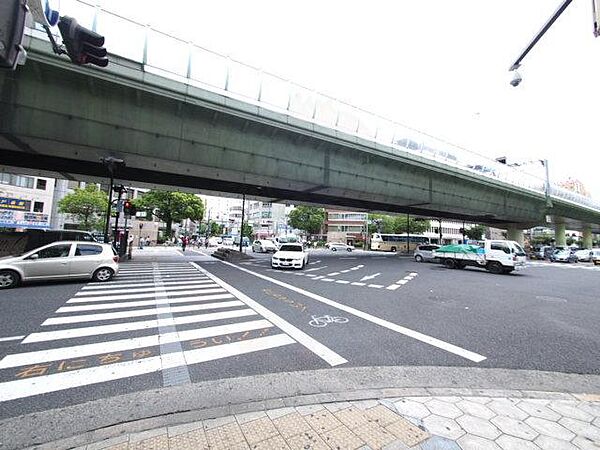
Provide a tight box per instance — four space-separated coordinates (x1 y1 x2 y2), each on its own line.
138 235 144 249
205 237 209 249
182 236 188 252
146 236 151 247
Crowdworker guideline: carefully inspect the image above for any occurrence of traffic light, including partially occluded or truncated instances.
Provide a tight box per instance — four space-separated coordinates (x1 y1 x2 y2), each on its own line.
57 16 108 67
0 0 28 70
123 200 136 217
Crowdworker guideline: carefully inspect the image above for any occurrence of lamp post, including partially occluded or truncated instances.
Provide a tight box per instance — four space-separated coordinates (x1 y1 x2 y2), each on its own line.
100 156 124 243
239 194 246 253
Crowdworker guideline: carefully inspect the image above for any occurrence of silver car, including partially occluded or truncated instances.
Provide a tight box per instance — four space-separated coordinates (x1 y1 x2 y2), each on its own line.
414 244 440 262
0 241 119 289
252 239 278 253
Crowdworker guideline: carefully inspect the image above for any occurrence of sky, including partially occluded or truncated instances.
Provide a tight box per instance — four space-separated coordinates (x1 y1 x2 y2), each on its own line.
67 0 600 198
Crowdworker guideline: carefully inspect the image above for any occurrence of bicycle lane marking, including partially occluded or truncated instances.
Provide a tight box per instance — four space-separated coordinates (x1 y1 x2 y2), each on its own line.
190 263 347 367
219 261 487 363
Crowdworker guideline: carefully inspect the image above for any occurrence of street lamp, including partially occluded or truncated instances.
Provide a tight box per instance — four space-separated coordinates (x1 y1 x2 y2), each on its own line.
100 156 124 243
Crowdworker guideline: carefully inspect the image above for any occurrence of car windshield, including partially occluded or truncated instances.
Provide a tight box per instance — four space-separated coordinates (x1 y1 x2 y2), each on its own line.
279 245 303 252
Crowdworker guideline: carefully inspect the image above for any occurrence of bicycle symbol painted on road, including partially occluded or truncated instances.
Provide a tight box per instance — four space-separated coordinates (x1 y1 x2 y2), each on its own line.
308 315 349 328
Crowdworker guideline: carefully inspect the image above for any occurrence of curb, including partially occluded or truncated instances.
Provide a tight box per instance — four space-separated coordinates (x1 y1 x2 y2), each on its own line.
1 366 599 449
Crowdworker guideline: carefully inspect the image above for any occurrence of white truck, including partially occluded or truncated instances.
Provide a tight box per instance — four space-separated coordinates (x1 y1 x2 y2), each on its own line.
433 240 527 274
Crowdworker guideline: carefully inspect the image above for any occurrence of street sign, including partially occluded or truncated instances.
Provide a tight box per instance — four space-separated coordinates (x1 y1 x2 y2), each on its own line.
136 211 147 218
29 0 60 27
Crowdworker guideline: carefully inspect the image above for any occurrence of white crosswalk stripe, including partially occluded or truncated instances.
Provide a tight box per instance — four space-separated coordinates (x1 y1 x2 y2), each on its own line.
0 261 341 403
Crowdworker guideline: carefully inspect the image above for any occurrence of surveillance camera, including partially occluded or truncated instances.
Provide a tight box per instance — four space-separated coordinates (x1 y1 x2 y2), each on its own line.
510 71 522 87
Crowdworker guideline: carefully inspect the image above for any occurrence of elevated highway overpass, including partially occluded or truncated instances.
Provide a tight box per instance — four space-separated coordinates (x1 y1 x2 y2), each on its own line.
1 31 599 246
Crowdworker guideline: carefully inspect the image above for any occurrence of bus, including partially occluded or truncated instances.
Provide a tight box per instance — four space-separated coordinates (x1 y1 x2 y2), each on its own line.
370 233 429 252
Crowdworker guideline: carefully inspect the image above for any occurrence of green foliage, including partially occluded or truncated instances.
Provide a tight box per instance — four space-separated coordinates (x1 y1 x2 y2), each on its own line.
288 206 325 235
465 224 486 240
369 214 429 235
210 222 222 236
135 190 204 238
368 214 395 234
531 234 554 245
58 184 108 231
241 223 253 238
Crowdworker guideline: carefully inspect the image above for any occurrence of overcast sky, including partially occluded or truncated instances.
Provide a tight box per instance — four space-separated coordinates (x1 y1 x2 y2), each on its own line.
77 0 600 198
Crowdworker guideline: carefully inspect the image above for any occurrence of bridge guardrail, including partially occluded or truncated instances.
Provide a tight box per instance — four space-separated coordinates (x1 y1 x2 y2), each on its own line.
27 0 600 213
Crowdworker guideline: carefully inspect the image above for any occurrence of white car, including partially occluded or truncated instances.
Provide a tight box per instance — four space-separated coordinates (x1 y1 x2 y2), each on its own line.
252 239 278 253
326 242 353 252
574 249 593 262
271 243 309 269
0 241 119 289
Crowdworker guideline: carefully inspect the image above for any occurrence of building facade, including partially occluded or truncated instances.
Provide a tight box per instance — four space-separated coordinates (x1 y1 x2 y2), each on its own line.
0 172 55 230
249 201 286 238
325 210 367 244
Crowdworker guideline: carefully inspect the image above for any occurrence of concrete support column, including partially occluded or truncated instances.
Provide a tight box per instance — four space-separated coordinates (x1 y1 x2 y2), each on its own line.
582 226 593 249
555 223 566 247
506 227 524 246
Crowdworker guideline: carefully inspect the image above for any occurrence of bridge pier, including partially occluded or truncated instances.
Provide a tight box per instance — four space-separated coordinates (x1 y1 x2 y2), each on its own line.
555 223 566 247
582 226 593 249
506 227 524 246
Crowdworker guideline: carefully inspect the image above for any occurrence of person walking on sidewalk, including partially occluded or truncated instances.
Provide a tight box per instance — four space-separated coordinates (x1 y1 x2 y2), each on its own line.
181 235 188 252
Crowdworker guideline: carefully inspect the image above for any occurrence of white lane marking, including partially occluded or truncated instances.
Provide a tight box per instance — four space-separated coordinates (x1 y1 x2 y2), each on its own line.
351 282 366 286
82 279 210 290
340 270 350 273
360 273 381 282
60 293 235 312
321 278 334 282
335 280 350 284
397 280 409 285
312 276 324 280
326 272 341 276
409 272 418 276
191 262 347 367
222 262 487 363
66 287 226 303
0 335 24 343
0 334 294 402
368 284 384 288
305 266 327 272
386 285 401 291
23 309 257 343
117 270 199 275
90 276 200 285
47 301 244 325
76 282 214 296
308 260 321 265
0 320 272 370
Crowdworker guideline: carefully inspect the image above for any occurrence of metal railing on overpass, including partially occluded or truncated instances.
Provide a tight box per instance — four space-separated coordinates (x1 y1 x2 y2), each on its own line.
26 0 600 213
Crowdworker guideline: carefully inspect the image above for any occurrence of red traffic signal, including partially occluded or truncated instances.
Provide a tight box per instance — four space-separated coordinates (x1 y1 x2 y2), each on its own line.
57 16 108 67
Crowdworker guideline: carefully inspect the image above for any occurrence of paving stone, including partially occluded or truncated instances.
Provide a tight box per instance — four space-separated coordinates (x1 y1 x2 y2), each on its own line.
549 401 594 422
517 400 561 421
352 400 380 410
381 441 412 450
456 414 501 440
571 435 600 449
433 396 462 404
240 417 279 446
128 434 169 450
385 417 430 447
594 417 600 427
421 435 461 450
324 402 353 413
490 416 538 440
578 402 600 418
534 434 579 450
404 396 431 403
425 399 463 419
365 405 403 427
237 411 269 425
334 407 370 430
495 435 540 450
251 434 290 449
456 400 496 420
457 433 502 450
393 399 431 420
285 430 330 450
204 415 236 430
559 417 600 441
86 435 129 450
422 415 465 440
168 428 210 450
574 394 600 402
354 421 397 449
487 400 529 421
104 444 128 450
525 416 575 440
167 421 204 438
129 428 167 443
303 408 343 433
296 405 325 416
267 408 296 421
272 412 312 439
321 424 365 449
206 421 247 448
462 397 492 405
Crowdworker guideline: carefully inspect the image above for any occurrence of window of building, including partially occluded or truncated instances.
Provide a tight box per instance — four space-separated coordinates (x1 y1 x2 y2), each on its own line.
0 174 34 189
36 179 47 190
33 201 44 213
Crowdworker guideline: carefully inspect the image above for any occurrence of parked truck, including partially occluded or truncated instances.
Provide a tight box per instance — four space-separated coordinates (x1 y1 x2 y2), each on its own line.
434 240 527 274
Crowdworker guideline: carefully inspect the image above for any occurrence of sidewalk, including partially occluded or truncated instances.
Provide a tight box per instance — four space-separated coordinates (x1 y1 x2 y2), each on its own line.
60 390 600 450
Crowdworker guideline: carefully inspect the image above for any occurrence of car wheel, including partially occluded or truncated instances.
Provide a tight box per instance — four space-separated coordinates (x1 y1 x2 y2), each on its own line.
0 270 20 289
487 262 503 274
346 248 352 252
93 267 114 282
443 259 456 269
415 255 424 262
331 247 337 252
390 246 397 252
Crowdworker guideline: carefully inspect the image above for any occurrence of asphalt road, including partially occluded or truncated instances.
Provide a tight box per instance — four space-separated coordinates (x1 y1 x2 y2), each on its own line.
0 246 598 420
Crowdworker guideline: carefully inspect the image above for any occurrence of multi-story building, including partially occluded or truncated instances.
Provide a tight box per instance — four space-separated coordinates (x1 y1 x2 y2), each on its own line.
249 201 286 238
424 220 465 245
0 172 55 230
325 210 367 244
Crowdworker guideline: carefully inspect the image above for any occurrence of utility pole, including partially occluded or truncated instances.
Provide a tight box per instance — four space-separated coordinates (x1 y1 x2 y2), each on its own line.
100 156 124 243
406 213 411 254
239 194 246 253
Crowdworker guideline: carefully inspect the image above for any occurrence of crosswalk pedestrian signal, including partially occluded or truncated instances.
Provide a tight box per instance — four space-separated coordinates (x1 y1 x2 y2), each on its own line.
57 16 108 67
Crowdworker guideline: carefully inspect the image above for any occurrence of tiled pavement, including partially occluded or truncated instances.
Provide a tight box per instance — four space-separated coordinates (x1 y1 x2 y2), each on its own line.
75 393 600 449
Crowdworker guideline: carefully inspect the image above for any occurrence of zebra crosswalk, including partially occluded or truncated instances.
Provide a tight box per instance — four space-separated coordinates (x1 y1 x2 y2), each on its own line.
0 261 344 403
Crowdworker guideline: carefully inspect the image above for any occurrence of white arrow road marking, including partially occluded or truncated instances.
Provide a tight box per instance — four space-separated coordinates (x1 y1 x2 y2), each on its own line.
360 273 381 282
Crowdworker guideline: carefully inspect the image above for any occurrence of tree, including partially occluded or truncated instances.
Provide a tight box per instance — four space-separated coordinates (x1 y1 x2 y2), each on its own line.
58 184 108 231
392 215 430 235
465 224 486 240
209 222 222 236
135 190 204 238
368 214 395 234
288 206 325 235
241 223 253 238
